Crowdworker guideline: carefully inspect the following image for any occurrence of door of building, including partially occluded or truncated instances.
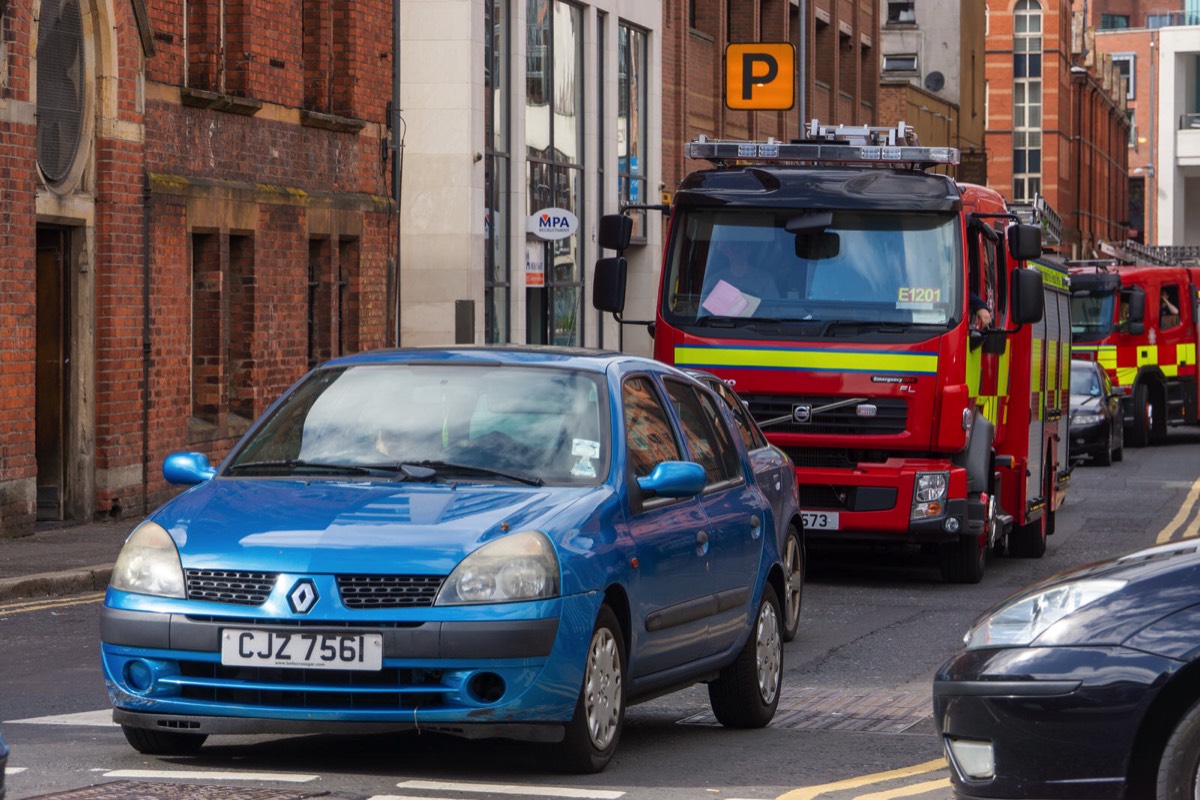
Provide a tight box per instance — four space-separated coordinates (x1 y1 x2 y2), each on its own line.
36 227 70 522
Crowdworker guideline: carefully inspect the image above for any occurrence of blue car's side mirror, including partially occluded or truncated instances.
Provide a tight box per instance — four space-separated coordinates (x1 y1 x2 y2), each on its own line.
163 452 217 486
637 461 707 498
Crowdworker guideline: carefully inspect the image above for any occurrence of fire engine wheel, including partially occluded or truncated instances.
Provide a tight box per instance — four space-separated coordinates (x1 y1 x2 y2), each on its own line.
940 532 986 584
1129 384 1153 448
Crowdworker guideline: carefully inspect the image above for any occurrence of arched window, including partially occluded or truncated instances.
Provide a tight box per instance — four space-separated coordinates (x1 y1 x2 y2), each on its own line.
1012 0 1042 201
36 0 85 184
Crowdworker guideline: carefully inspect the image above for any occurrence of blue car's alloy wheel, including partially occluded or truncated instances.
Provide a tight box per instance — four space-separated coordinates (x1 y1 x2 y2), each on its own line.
708 585 783 728
781 525 803 642
584 623 623 749
556 605 626 773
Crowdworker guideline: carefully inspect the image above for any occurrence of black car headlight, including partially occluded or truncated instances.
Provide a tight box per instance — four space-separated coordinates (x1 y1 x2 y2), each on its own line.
963 578 1126 649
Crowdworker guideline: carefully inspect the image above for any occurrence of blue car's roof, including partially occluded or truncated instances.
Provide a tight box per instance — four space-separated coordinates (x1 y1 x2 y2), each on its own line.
319 345 673 376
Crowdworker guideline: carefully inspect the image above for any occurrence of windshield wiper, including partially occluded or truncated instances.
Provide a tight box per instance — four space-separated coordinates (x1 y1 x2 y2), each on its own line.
225 459 375 476
404 460 544 487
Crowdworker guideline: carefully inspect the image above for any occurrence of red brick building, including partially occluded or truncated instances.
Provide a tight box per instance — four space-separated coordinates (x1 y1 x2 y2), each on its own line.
661 0 879 193
0 0 395 535
984 0 1129 256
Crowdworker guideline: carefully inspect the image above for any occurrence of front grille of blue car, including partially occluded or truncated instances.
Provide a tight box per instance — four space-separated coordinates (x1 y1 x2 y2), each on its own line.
336 575 444 609
186 570 279 605
176 660 447 709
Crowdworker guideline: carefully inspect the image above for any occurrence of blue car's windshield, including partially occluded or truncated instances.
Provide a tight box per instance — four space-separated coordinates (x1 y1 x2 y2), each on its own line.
226 364 610 486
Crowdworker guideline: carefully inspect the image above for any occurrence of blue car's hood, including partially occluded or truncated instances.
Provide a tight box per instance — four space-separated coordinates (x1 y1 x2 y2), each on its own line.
153 478 603 575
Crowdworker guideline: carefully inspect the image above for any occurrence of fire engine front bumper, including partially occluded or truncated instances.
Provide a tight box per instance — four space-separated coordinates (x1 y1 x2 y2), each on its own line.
796 461 971 544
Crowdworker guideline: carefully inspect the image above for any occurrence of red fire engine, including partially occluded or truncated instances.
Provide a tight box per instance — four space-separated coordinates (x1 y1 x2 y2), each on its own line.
595 122 1072 583
1070 263 1200 445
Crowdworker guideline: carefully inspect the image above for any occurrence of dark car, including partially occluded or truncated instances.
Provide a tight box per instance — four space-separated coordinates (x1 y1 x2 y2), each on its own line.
0 727 7 800
101 347 786 773
934 539 1200 799
685 370 804 642
1069 359 1123 465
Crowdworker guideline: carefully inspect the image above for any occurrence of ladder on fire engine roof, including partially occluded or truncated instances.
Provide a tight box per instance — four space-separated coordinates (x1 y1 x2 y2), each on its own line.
1008 193 1064 249
685 120 960 171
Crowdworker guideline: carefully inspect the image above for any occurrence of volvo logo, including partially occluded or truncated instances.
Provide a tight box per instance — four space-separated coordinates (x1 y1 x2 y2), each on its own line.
792 403 813 424
288 579 319 614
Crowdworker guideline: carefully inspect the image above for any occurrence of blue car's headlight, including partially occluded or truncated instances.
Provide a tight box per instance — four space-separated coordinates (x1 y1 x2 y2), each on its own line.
963 578 1126 649
436 531 560 606
110 521 186 598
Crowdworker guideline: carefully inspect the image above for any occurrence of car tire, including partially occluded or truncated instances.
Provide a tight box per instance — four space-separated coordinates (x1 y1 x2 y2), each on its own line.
1096 427 1113 466
121 725 207 755
1156 698 1200 800
780 525 804 643
1129 383 1152 448
940 532 986 584
708 584 783 728
555 604 625 774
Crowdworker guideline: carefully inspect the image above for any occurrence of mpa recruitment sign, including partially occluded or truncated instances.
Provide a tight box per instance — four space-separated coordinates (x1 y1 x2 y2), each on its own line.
528 207 579 241
725 43 795 110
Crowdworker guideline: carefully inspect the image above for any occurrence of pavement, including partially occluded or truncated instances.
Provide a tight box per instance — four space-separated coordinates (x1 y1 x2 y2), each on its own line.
0 520 138 601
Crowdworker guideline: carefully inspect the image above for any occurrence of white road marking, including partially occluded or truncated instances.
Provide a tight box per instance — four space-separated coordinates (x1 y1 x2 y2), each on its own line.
103 768 318 782
6 710 115 727
5 767 28 775
395 780 625 799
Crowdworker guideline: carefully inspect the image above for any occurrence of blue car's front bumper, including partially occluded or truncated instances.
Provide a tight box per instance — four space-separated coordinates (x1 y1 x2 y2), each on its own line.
102 590 600 742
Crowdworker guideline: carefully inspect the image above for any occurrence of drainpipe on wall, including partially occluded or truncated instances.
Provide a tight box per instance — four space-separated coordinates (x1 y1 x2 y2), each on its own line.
391 0 404 346
141 174 152 515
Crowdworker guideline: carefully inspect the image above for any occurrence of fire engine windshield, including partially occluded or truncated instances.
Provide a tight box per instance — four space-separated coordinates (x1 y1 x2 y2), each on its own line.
1070 290 1117 341
662 209 962 331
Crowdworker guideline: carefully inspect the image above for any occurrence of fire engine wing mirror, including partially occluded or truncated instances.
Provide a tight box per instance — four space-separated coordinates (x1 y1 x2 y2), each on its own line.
1008 223 1043 261
593 256 628 314
598 214 633 252
1010 268 1044 325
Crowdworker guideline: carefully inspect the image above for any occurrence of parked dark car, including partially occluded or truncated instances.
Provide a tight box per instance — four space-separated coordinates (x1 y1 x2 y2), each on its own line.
934 539 1200 799
685 370 804 641
1069 358 1123 465
101 347 787 773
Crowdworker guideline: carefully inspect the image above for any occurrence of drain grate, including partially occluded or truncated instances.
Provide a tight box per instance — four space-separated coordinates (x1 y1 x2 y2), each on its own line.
679 687 931 733
22 781 327 800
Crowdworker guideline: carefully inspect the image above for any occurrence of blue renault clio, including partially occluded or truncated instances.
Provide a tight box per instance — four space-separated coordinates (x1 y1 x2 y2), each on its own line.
101 347 792 772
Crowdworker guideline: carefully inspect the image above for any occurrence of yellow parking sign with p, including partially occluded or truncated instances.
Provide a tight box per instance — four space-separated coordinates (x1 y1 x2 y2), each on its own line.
725 43 795 110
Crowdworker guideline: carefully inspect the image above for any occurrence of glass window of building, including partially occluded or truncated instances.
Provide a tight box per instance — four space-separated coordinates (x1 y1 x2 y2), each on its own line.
1012 0 1042 202
486 0 511 343
618 24 648 241
1112 54 1134 100
525 0 584 347
1099 14 1129 29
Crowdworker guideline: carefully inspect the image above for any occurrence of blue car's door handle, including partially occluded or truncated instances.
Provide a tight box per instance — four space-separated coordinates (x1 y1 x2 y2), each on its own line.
695 530 710 556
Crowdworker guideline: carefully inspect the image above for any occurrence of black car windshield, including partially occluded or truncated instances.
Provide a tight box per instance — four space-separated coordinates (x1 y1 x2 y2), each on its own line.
662 208 962 330
1070 362 1104 397
225 364 610 486
1071 289 1117 340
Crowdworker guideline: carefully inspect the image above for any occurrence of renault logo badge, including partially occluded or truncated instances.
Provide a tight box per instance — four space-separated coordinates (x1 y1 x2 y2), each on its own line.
288 579 318 614
792 403 813 424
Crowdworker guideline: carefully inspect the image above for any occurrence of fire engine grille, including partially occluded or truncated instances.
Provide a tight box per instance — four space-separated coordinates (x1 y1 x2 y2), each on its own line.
799 485 846 509
186 570 278 606
336 575 444 609
780 447 892 470
744 395 907 435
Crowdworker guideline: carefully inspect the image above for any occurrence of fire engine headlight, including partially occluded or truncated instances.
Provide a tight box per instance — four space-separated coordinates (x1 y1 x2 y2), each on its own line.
911 472 949 521
914 472 949 503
